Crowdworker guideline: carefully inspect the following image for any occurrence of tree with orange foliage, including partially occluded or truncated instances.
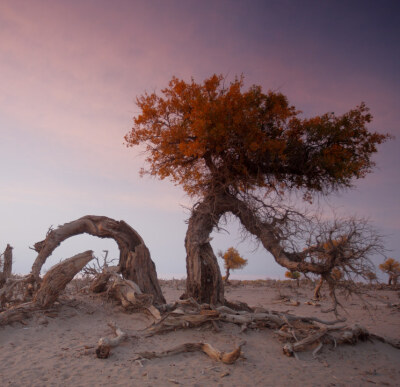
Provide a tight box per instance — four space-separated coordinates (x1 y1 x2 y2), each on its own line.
379 258 400 285
218 247 248 284
125 74 390 304
285 271 301 287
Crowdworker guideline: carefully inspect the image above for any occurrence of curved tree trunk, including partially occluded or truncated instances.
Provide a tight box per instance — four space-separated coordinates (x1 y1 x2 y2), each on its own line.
31 215 165 304
185 192 338 303
185 196 225 304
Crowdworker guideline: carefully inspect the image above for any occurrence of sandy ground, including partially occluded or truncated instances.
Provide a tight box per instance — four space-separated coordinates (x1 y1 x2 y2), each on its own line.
0 280 399 387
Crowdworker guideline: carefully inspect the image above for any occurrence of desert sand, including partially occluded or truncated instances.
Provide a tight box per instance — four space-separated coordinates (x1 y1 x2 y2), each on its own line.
0 279 399 387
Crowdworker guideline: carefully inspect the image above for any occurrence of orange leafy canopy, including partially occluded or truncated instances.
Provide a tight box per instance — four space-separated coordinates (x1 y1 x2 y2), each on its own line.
219 247 248 271
379 258 400 275
285 271 300 280
125 74 390 197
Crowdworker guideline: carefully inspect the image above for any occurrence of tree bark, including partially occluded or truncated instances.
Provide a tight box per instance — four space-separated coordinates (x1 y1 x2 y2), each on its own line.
313 277 324 300
3 244 13 279
34 250 94 308
224 267 230 284
185 196 225 304
31 215 165 304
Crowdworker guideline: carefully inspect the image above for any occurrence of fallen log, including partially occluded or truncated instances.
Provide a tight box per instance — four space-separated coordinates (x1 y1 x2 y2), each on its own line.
0 302 35 326
282 323 400 357
106 274 161 321
137 341 244 364
0 274 36 307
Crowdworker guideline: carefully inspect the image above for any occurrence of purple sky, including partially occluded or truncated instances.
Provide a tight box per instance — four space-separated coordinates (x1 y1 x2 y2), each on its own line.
0 0 399 279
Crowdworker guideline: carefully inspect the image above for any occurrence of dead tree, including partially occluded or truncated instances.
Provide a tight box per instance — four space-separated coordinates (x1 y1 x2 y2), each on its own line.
0 244 13 286
31 215 165 304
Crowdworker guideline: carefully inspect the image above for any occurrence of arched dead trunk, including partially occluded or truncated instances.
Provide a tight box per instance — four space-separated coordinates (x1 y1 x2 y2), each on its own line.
31 215 165 304
185 196 226 304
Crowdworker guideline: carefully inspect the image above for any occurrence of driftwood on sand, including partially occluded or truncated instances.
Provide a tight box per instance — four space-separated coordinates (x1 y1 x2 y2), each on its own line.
137 341 244 364
95 323 128 359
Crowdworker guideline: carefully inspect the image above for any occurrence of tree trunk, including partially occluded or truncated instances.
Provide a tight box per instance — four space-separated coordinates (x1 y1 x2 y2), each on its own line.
185 196 225 304
3 244 13 279
224 267 230 284
185 192 343 304
34 250 94 308
31 215 165 304
313 277 324 300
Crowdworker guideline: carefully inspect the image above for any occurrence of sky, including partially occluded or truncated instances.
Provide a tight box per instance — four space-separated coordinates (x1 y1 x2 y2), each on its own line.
0 0 399 280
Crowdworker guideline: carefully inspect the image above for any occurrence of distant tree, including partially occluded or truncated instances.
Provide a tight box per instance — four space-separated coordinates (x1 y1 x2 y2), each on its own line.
125 74 390 304
285 271 301 287
366 271 377 284
218 247 248 284
379 258 400 285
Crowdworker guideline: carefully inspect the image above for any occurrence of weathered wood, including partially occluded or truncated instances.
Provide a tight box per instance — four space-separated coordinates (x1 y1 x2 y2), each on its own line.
105 274 161 321
31 215 165 304
185 196 226 304
90 273 111 293
96 323 128 359
0 302 35 326
137 341 244 364
34 251 94 308
0 274 36 306
0 244 13 286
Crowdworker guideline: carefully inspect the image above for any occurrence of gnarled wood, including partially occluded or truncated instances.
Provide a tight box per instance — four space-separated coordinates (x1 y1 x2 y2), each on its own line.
137 342 243 364
96 323 128 359
0 302 35 326
0 274 36 306
3 244 13 279
0 244 13 287
185 196 226 304
34 250 94 308
31 215 165 304
90 273 112 293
